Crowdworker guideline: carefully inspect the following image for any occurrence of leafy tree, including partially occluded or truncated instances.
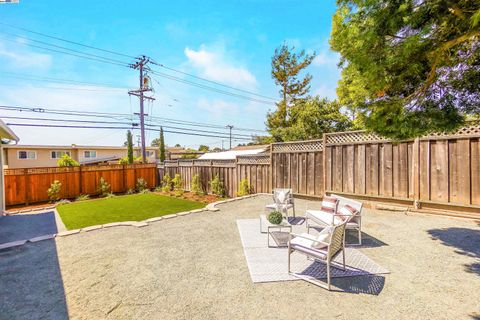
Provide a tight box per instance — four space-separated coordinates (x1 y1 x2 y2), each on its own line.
57 154 79 167
330 0 480 139
159 127 166 162
267 44 315 138
198 145 210 152
126 130 134 164
181 148 199 159
212 147 222 152
174 143 181 147
270 96 352 141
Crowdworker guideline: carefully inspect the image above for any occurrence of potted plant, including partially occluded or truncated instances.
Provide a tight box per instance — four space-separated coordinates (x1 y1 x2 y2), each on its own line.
267 210 283 225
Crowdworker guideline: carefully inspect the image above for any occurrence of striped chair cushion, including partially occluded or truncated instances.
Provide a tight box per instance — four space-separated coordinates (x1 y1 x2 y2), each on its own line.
321 196 338 214
338 204 359 222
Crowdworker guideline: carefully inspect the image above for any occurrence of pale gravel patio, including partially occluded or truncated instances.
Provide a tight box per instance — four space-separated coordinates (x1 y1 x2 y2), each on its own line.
0 195 479 319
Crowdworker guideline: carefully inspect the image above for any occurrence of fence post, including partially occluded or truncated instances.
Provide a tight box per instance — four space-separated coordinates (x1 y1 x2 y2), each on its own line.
322 133 327 196
79 166 83 194
24 168 29 206
412 137 420 208
269 144 273 193
123 164 126 192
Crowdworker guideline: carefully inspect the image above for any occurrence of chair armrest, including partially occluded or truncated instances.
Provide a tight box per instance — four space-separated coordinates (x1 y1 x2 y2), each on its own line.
289 232 330 247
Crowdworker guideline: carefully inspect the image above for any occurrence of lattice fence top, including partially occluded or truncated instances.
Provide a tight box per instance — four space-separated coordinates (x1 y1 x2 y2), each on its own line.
326 122 480 145
237 155 270 165
271 140 323 153
164 161 178 167
325 131 388 145
211 160 236 167
193 160 213 166
178 160 194 167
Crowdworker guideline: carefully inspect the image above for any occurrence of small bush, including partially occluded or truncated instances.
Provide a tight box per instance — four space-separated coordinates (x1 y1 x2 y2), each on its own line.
105 192 116 198
268 211 283 225
57 154 79 167
136 177 148 192
47 180 62 202
56 199 71 206
209 174 225 197
172 173 183 191
161 173 172 192
237 178 252 197
154 186 163 192
126 188 135 195
98 177 111 197
140 189 151 194
76 194 90 201
191 174 204 195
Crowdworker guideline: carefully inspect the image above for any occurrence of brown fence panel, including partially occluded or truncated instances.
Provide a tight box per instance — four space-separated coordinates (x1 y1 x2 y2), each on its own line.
4 164 158 206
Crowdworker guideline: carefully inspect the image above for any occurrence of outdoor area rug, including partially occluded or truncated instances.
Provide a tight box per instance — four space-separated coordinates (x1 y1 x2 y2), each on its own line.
237 218 389 283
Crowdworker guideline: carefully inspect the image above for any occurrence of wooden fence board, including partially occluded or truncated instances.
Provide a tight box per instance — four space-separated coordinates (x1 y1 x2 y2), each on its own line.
449 139 471 204
471 139 480 205
430 141 449 202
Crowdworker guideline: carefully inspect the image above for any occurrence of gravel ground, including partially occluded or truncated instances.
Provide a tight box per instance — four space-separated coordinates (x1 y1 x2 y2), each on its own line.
0 195 479 320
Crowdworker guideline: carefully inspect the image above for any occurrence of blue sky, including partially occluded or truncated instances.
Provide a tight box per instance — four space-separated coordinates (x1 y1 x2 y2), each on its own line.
0 0 340 148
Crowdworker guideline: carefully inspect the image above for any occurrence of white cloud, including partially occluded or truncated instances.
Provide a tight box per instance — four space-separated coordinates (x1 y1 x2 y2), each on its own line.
313 50 340 66
184 44 257 89
196 97 239 119
0 39 52 69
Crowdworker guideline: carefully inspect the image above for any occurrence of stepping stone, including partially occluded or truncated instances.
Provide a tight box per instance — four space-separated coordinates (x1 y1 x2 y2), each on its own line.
0 240 27 250
29 234 56 242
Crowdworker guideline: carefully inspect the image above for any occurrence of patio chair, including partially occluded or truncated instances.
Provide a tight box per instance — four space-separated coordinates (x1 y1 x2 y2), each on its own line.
265 188 295 218
305 194 363 245
287 219 348 290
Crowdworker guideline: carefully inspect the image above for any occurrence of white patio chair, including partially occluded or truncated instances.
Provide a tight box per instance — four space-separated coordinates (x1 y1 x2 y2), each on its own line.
287 219 348 290
305 194 363 245
265 188 295 218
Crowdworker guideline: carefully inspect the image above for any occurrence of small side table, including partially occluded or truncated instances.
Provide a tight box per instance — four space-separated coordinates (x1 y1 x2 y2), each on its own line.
259 214 292 247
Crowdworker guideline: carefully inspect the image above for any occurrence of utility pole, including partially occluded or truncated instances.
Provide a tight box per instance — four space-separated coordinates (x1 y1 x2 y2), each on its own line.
226 125 233 149
129 56 155 163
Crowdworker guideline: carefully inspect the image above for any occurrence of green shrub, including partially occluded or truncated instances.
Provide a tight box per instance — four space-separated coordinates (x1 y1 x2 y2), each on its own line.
47 180 62 202
209 174 225 197
139 189 151 194
57 154 79 167
105 192 116 198
268 211 283 225
76 194 90 201
172 173 184 196
136 177 148 192
161 173 172 192
154 186 163 192
56 199 71 206
237 178 252 197
191 174 204 195
126 188 135 195
98 177 111 197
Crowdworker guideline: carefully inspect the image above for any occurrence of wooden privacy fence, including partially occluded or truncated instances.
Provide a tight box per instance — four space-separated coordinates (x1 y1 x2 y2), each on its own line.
158 155 270 197
4 164 158 206
324 123 480 212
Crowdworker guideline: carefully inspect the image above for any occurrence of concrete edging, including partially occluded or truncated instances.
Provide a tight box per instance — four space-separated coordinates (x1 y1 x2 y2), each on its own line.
0 194 260 250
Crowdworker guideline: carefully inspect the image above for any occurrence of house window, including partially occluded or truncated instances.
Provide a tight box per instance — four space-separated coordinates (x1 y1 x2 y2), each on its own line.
146 151 155 158
84 150 97 158
18 150 36 160
51 151 71 159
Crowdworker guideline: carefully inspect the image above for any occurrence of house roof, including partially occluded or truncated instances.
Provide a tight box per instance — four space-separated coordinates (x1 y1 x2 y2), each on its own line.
231 144 269 151
3 144 175 151
0 120 19 142
198 147 267 160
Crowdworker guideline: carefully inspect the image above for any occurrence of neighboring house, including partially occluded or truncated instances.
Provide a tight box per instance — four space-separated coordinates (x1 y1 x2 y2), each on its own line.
166 147 204 160
197 145 268 160
0 120 19 212
1 145 173 168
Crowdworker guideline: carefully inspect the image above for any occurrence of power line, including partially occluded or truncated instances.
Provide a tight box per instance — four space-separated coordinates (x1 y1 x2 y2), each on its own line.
0 36 130 68
0 71 130 89
0 105 268 134
0 116 254 139
5 123 253 140
148 71 274 105
150 60 276 101
0 22 135 59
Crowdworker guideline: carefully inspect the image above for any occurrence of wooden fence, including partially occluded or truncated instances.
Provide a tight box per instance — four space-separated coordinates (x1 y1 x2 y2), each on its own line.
159 155 270 197
324 123 480 213
4 164 158 206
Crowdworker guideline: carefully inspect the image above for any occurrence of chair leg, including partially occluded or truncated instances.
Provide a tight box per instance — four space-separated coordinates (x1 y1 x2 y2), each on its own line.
342 249 346 270
327 262 331 291
293 205 296 218
287 248 291 273
358 228 362 245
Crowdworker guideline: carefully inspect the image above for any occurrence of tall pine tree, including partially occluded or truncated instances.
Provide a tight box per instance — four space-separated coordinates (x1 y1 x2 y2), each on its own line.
267 44 315 141
159 126 166 162
126 130 134 164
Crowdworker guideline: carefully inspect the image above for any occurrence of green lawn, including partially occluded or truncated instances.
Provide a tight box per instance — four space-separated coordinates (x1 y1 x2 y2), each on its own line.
57 193 205 230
